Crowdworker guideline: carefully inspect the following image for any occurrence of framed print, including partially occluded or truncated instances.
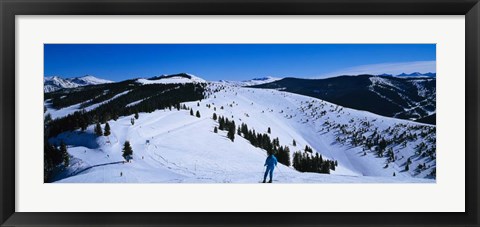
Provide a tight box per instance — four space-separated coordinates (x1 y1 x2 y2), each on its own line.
1 0 479 226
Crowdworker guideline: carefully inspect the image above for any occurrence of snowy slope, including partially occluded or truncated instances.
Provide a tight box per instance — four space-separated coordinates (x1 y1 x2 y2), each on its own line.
50 82 435 183
44 75 113 93
45 90 131 120
69 75 113 85
218 76 281 86
254 75 436 122
368 76 436 119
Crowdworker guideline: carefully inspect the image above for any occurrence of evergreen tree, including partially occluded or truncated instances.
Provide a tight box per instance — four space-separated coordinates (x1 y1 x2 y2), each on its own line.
45 113 52 124
112 113 119 121
293 139 296 146
44 153 52 182
393 172 396 177
275 146 291 166
304 145 313 153
122 141 133 161
227 124 235 142
95 122 103 136
104 122 111 136
375 138 386 157
218 116 225 130
196 110 201 118
213 113 217 120
429 168 436 178
267 127 271 134
80 119 87 131
214 126 218 133
60 141 69 167
190 109 194 116
134 112 139 119
130 118 135 125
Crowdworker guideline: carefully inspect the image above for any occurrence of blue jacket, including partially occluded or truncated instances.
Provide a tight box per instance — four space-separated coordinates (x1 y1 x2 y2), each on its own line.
264 154 278 168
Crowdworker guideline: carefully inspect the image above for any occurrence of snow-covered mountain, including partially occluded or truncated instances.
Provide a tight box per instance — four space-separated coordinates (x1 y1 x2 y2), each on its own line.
44 75 113 93
218 76 281 86
136 73 206 85
377 72 436 78
253 75 436 124
44 74 436 183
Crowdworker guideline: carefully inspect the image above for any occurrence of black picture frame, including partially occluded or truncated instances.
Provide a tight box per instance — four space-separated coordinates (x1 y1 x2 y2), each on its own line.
1 0 479 226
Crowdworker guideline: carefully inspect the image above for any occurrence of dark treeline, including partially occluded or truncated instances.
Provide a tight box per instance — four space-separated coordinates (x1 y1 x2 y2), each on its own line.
293 151 336 174
237 121 291 167
218 116 236 142
79 86 132 109
237 120 336 173
45 80 136 109
44 141 69 182
215 114 337 172
46 83 205 138
216 116 292 167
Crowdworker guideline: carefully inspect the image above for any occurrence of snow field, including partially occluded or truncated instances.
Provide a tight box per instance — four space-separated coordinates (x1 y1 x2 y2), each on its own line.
51 82 435 183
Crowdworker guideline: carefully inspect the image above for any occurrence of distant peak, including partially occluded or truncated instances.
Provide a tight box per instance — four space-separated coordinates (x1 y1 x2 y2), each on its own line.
44 75 112 93
250 76 275 81
377 73 393 77
78 75 97 79
395 72 436 78
375 72 436 78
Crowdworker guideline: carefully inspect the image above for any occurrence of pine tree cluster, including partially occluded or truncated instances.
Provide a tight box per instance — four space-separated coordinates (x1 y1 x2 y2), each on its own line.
236 122 291 166
292 151 336 174
304 145 313 153
218 116 236 141
44 141 69 182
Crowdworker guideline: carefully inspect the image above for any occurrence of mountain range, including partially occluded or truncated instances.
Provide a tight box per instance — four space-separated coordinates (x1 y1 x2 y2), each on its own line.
252 75 436 124
218 76 281 86
377 72 436 78
44 75 113 93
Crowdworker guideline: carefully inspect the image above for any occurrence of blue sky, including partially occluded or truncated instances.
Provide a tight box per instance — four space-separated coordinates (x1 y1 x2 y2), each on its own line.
44 44 436 81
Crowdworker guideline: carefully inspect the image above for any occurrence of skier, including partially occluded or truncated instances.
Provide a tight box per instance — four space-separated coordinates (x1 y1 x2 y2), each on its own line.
263 152 278 183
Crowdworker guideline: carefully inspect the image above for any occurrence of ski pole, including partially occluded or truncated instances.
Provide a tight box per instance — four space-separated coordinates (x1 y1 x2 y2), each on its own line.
260 166 266 182
276 165 286 179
